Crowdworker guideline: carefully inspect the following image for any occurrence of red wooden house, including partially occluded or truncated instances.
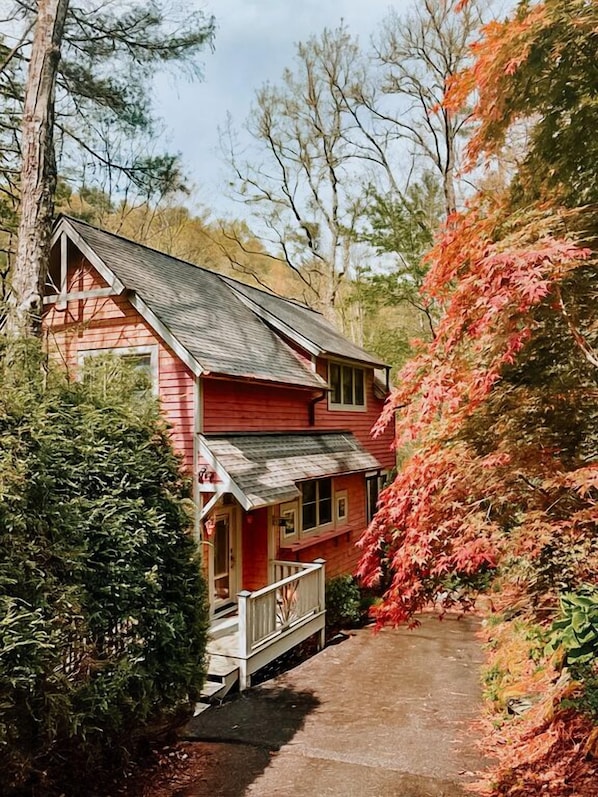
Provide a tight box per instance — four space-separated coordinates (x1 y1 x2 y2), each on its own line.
43 216 395 691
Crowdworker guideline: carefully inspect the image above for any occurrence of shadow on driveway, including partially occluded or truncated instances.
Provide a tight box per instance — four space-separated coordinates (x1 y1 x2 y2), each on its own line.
180 685 320 797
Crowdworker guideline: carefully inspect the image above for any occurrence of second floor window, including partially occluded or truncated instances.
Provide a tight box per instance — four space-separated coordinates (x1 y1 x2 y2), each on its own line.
79 346 158 397
329 362 365 409
301 478 332 531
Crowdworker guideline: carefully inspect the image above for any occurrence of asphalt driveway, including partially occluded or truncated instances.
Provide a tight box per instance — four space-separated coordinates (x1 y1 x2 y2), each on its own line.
182 613 487 796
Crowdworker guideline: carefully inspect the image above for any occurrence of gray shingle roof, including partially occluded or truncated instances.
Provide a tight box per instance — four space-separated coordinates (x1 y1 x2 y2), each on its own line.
202 431 381 509
61 217 325 389
224 278 387 368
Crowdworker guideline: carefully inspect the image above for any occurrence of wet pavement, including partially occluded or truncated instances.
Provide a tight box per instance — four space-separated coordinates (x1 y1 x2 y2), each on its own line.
182 614 487 796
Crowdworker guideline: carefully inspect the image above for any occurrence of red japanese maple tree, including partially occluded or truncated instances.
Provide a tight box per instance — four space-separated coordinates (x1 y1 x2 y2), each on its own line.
358 0 598 628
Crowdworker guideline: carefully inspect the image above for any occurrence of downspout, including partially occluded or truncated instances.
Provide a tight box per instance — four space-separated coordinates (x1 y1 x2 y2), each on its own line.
309 389 328 426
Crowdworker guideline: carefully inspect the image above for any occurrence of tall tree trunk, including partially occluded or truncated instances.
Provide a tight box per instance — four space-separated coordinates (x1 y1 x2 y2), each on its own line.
6 0 69 337
442 108 457 218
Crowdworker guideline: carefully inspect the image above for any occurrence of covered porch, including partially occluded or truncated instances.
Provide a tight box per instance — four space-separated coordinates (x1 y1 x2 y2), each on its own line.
195 431 381 697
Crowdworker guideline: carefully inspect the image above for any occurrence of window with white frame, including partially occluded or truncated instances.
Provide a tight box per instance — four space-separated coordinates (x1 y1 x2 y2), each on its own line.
301 477 333 532
329 362 365 409
278 480 351 546
78 345 159 395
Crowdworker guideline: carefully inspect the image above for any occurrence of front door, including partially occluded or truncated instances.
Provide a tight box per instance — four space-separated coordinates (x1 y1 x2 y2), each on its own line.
212 508 238 610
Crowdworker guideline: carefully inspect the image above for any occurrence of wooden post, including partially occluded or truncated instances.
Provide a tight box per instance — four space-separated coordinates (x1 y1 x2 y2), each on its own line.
237 589 252 690
313 558 326 650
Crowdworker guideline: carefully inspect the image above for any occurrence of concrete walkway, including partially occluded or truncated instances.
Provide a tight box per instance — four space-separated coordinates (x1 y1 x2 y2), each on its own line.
182 614 487 796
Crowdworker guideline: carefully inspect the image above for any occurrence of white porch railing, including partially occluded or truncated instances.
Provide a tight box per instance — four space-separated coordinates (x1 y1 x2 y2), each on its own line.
235 558 326 689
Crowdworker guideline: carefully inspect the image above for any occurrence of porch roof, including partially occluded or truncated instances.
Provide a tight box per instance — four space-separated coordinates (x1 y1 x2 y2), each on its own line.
201 432 382 509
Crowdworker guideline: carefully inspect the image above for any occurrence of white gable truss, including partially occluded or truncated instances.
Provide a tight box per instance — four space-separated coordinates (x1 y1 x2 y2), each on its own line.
46 217 205 378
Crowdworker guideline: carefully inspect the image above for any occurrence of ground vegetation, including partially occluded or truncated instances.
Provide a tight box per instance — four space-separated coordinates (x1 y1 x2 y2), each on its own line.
0 347 209 794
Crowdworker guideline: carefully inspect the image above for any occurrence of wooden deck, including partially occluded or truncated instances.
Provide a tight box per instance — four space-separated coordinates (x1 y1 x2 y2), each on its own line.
205 559 326 693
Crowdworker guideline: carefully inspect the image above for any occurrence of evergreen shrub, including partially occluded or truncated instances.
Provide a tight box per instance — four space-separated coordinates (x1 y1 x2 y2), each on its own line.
0 343 208 793
325 575 361 631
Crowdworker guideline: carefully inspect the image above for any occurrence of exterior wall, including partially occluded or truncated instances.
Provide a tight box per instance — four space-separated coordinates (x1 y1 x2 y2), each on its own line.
275 472 367 580
44 242 393 595
242 508 269 591
202 359 395 472
203 377 313 433
43 253 196 471
313 359 395 469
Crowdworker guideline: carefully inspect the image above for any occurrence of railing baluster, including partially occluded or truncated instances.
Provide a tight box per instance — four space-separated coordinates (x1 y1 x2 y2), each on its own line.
238 560 325 653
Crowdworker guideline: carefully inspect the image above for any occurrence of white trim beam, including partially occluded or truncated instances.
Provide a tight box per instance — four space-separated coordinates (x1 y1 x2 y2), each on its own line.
128 293 204 378
58 219 126 294
199 490 224 522
198 435 251 510
43 286 119 304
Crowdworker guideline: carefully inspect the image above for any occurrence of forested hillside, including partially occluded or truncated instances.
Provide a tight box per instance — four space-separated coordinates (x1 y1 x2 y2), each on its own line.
1 0 491 372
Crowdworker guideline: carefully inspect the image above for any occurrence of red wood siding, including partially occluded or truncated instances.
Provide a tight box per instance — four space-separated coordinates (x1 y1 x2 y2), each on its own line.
313 359 395 469
203 377 314 432
44 254 196 471
276 473 367 580
242 508 269 591
203 360 395 472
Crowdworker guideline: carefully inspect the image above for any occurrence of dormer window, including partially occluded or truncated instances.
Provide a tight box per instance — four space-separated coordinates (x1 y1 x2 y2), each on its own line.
329 361 366 410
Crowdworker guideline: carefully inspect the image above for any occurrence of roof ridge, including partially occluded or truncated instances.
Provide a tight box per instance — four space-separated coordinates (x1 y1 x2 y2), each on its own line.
58 213 227 282
58 215 327 319
223 273 325 317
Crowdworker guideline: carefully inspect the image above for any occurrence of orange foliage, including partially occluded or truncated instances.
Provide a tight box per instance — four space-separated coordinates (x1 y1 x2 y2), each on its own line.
445 4 549 168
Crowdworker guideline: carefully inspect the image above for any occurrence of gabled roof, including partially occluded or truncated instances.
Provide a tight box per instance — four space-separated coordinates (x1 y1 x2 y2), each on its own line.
200 432 381 509
224 278 388 368
53 215 386 387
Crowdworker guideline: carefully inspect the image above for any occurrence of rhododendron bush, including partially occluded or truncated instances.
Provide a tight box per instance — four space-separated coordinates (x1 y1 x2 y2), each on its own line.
358 0 597 792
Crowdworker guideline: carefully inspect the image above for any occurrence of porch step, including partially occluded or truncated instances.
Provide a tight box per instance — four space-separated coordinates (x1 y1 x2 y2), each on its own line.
197 678 232 706
209 615 239 640
201 679 229 699
206 656 240 699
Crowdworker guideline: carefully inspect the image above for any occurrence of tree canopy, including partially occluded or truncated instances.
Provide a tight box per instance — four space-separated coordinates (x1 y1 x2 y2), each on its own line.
358 0 597 626
1 0 214 334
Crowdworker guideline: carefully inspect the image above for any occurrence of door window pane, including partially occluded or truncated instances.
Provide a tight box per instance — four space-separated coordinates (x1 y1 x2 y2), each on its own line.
213 518 230 600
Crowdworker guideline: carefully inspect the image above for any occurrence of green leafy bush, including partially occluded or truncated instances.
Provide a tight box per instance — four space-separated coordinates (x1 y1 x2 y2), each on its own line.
547 586 598 665
0 343 209 793
325 575 361 631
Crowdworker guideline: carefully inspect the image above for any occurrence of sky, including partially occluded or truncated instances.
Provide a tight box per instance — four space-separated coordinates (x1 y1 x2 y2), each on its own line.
153 0 399 218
